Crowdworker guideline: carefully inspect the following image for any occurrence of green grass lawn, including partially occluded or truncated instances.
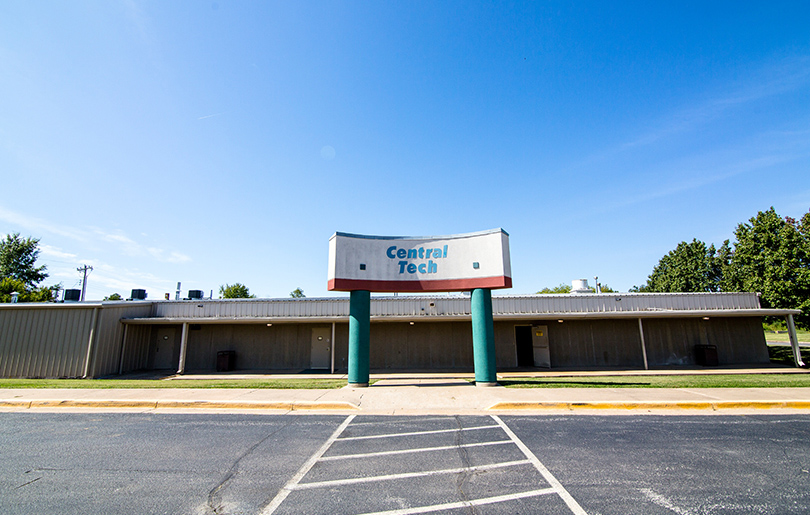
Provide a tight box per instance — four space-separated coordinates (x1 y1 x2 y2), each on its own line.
499 373 810 389
764 328 810 343
0 378 351 389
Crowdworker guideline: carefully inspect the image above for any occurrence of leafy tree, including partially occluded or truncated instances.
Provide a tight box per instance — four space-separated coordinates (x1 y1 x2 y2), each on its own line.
290 287 305 298
0 277 58 302
104 293 123 301
219 283 255 299
538 282 615 293
537 283 572 294
0 233 48 288
723 207 810 328
637 239 729 293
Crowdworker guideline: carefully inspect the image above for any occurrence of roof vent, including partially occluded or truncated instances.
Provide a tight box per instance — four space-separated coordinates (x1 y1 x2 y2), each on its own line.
571 279 594 294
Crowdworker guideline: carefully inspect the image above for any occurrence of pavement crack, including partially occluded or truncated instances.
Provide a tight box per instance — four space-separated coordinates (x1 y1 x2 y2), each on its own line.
453 416 479 515
15 477 41 489
206 420 293 514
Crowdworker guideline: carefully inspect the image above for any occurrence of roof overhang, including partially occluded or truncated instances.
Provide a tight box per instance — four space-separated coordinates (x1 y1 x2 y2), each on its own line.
120 308 799 325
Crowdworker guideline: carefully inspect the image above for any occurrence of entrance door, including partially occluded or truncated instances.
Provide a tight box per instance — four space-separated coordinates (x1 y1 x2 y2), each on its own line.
514 326 534 367
310 327 331 370
153 328 177 369
531 325 551 368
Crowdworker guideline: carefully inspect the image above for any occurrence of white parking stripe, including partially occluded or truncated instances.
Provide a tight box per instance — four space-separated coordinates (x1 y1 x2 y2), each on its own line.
355 488 558 515
336 424 499 441
260 415 355 515
319 439 512 461
491 415 588 515
291 459 531 490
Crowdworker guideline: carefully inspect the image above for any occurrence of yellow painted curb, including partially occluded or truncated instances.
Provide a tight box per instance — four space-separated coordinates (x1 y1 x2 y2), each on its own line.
1 400 359 411
0 400 32 408
487 401 810 411
290 402 359 410
30 400 159 408
785 401 810 409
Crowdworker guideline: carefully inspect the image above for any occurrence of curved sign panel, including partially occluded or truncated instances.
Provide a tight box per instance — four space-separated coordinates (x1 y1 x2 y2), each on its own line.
328 229 511 292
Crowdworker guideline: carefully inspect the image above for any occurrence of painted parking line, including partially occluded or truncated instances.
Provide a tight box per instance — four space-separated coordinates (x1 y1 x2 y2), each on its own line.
261 415 587 515
492 415 588 515
291 460 531 490
261 414 355 515
334 424 500 441
355 488 558 515
318 439 513 461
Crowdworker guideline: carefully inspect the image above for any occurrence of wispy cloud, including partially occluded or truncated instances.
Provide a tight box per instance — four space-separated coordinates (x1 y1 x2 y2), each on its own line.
622 55 810 150
609 152 807 211
0 206 89 241
0 206 191 264
198 112 226 120
90 227 192 263
39 244 78 261
48 258 177 298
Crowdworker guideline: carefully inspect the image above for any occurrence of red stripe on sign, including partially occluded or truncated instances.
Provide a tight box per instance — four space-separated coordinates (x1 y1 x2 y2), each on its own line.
327 276 512 292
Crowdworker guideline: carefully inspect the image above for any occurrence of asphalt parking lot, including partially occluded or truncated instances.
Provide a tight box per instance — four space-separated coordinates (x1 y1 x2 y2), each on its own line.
264 415 584 514
2 413 809 514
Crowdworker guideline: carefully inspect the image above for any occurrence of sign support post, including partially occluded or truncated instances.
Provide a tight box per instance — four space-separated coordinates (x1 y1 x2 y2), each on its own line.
348 290 371 387
471 288 498 386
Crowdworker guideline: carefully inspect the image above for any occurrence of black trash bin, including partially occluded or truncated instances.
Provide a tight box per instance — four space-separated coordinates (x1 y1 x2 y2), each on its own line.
216 351 236 372
694 344 718 366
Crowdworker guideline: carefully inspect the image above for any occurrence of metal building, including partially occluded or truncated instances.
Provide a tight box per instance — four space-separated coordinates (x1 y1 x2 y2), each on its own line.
0 292 801 378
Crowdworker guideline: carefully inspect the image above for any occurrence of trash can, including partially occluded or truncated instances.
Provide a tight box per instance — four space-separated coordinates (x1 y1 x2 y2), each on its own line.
216 351 235 372
694 344 718 366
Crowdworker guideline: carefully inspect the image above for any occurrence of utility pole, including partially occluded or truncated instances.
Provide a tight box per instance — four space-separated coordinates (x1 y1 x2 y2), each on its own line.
77 265 93 301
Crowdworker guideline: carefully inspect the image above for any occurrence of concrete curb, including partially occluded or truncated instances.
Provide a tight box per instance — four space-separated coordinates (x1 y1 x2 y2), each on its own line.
0 400 359 411
487 401 810 411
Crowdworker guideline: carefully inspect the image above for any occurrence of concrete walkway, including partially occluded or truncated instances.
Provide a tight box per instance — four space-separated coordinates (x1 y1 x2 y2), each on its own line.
2 368 810 415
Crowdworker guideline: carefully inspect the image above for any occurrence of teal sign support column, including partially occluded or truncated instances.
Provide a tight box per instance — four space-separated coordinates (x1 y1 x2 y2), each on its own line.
348 290 371 387
471 288 497 386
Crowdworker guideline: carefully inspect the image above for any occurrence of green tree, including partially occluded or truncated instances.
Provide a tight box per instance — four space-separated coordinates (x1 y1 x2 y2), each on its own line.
290 287 305 298
0 277 57 302
723 207 810 328
537 283 572 294
219 283 255 299
104 293 123 301
638 239 729 293
0 233 48 288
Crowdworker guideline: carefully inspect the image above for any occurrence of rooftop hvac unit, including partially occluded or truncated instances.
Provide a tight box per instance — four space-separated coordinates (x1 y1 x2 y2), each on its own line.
571 279 593 294
130 289 147 300
64 289 81 302
188 290 204 300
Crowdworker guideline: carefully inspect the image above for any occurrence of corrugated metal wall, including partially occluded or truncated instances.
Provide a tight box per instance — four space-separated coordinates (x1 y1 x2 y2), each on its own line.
642 317 768 366
89 303 154 377
0 305 96 378
0 302 154 378
493 292 761 314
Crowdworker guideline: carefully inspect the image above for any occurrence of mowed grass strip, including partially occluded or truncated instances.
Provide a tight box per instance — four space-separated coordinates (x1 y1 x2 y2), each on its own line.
499 373 810 389
0 378 351 389
765 329 810 343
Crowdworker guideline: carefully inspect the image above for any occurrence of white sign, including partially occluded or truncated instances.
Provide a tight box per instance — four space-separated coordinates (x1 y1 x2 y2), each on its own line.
328 229 511 292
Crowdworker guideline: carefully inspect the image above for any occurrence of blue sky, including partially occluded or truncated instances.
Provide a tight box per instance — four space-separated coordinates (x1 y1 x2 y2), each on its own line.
1 1 809 300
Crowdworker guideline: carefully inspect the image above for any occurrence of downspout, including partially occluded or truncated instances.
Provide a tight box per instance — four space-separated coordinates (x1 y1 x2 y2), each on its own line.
638 318 649 370
330 322 336 374
177 322 189 375
82 307 101 378
118 323 129 375
786 314 805 367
